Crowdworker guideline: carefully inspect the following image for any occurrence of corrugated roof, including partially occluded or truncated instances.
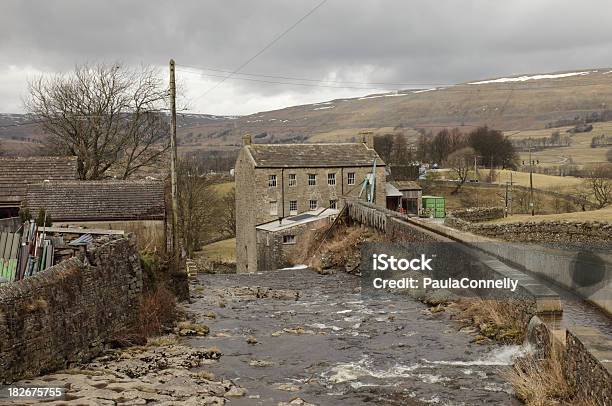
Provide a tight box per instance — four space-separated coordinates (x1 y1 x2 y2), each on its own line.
0 156 78 203
246 143 384 168
25 180 165 221
385 183 403 197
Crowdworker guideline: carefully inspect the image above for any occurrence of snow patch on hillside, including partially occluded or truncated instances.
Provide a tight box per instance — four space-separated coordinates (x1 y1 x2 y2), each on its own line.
358 92 409 100
313 105 335 110
413 88 438 94
469 71 593 84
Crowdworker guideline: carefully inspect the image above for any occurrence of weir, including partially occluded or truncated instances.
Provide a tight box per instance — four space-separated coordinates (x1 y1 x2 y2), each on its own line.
344 198 611 403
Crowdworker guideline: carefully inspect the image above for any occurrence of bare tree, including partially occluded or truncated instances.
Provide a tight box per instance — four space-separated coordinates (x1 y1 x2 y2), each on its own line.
445 147 476 193
585 164 612 209
25 63 169 179
219 187 236 237
177 159 221 258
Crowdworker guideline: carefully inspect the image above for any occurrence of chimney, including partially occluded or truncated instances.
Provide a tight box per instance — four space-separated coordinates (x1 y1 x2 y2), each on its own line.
360 131 374 149
242 134 252 146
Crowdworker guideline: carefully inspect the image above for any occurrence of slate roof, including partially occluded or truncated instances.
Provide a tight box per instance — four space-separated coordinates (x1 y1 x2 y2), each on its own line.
246 143 384 168
25 180 166 221
0 156 78 203
391 180 422 191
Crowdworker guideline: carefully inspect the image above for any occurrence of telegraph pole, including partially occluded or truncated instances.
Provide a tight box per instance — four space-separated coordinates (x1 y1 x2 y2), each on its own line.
169 59 180 269
529 146 534 216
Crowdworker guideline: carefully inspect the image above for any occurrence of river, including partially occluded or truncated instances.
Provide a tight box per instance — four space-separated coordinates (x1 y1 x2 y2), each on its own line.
184 269 526 405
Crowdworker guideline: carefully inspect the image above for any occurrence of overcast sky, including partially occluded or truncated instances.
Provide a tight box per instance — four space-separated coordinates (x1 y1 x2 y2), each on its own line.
1 0 612 115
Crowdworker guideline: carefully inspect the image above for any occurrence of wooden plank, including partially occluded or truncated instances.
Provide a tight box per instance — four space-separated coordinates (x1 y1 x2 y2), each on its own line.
0 232 7 260
42 227 125 236
9 233 19 259
4 233 13 261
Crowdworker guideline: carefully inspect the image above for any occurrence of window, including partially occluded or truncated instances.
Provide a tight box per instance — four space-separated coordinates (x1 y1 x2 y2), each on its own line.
289 200 298 215
288 173 297 187
327 173 336 186
308 174 316 186
347 172 355 185
269 201 277 215
309 200 317 210
282 235 296 244
268 174 277 187
329 199 337 209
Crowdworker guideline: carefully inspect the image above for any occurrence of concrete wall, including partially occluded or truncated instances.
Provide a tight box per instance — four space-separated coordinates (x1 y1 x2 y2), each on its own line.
0 217 20 233
346 199 562 313
0 236 143 383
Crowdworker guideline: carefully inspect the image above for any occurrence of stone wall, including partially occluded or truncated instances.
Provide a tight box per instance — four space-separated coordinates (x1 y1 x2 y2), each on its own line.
0 236 143 383
527 317 612 406
450 207 505 222
235 144 387 273
445 217 611 244
257 216 334 271
565 329 612 405
0 217 20 233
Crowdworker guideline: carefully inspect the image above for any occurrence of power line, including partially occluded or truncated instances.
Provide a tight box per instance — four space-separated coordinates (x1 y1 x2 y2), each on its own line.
176 64 451 87
180 71 399 90
191 0 329 100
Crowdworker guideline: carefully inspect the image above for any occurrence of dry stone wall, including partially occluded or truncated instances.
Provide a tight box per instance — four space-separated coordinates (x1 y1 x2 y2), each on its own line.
0 236 143 383
445 217 611 243
450 207 505 222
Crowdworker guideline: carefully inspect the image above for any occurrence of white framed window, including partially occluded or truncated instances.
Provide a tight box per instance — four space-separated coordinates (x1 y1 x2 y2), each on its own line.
309 200 317 210
289 200 298 215
347 172 355 185
329 199 337 209
270 201 277 215
308 174 316 186
282 235 296 244
268 174 277 187
288 173 297 187
327 173 336 186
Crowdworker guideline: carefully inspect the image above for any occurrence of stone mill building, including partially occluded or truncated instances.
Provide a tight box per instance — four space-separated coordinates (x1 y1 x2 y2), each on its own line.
235 134 386 273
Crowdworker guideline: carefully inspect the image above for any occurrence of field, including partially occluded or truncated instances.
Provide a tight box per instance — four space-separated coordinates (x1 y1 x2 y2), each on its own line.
200 238 235 263
210 181 234 195
492 170 584 193
505 121 612 169
487 205 612 223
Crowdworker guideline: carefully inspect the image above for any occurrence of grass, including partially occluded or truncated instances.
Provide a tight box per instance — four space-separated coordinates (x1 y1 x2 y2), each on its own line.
211 181 235 196
487 205 612 223
506 121 612 169
201 238 236 263
450 298 528 344
493 170 584 193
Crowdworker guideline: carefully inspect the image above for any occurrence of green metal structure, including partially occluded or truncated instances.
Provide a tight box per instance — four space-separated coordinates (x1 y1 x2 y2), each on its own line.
421 196 445 218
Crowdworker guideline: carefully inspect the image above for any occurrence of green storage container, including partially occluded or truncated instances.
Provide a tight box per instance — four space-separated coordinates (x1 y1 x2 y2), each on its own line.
421 196 445 218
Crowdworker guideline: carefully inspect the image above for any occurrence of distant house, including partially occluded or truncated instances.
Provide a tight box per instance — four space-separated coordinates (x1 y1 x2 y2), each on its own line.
25 180 166 249
0 156 78 218
235 133 386 273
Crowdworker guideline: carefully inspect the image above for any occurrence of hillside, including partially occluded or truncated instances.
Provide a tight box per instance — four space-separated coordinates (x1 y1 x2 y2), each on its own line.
2 68 612 159
176 68 612 150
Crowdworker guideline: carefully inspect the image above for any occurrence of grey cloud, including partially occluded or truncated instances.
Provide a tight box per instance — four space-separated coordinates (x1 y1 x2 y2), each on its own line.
1 0 612 113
